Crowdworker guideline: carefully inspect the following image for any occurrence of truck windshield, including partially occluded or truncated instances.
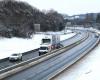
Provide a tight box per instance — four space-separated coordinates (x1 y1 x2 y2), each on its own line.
40 47 48 50
42 39 51 43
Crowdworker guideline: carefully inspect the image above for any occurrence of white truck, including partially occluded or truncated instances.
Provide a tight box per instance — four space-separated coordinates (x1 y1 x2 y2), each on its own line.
39 34 61 56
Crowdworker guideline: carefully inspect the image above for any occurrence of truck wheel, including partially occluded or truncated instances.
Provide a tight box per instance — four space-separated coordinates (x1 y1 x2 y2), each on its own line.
39 53 41 56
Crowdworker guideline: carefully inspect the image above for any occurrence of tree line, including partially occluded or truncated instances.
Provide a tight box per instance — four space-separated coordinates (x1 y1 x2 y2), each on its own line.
67 13 100 29
0 0 65 38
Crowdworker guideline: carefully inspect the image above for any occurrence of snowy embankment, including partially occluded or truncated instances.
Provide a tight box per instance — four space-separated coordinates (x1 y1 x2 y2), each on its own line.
52 30 100 80
52 43 100 80
0 30 75 59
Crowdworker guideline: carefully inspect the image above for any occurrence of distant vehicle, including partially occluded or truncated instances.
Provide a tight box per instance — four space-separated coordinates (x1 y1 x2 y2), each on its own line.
9 53 22 61
39 34 61 56
95 33 99 38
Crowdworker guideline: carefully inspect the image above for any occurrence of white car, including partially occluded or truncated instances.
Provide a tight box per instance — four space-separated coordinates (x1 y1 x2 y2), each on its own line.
9 53 22 61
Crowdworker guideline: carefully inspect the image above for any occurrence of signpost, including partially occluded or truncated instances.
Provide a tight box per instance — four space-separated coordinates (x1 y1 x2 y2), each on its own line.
34 24 40 32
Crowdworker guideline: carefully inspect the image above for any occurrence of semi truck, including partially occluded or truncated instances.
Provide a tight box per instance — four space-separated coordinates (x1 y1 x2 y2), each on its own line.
39 34 62 56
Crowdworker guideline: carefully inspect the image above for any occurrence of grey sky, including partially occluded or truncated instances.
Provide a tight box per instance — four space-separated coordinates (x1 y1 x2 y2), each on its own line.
20 0 100 15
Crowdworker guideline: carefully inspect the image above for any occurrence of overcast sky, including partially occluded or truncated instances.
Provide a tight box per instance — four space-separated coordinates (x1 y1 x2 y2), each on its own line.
20 0 100 16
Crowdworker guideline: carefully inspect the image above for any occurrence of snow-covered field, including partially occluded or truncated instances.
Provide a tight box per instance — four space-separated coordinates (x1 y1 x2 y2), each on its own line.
52 38 100 80
0 30 75 59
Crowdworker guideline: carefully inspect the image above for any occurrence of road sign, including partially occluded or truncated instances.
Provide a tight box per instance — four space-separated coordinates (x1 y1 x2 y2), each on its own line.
34 24 40 32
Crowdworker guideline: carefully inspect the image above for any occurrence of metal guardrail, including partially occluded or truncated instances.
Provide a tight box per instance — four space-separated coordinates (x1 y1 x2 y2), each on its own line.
0 31 79 68
0 32 79 72
0 32 89 79
49 34 100 80
0 31 78 65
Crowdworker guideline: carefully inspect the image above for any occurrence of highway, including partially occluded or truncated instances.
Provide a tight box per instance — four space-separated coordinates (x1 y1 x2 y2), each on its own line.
1 30 99 80
0 30 84 71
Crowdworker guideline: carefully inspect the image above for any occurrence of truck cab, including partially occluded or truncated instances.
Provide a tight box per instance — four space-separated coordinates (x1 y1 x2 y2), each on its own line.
39 44 52 56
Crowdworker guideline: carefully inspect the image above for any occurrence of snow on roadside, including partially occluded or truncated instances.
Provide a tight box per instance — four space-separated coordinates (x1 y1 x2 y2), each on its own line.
52 42 100 80
0 34 45 59
0 31 75 59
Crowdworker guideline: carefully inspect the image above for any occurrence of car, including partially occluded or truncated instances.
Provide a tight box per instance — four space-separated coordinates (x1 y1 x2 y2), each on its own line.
9 53 22 61
94 33 99 38
56 43 64 49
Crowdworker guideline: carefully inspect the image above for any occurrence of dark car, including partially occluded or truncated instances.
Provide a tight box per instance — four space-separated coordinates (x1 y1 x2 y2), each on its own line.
56 43 64 49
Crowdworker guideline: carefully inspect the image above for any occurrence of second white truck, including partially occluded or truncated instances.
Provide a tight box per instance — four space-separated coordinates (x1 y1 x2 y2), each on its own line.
39 34 62 56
